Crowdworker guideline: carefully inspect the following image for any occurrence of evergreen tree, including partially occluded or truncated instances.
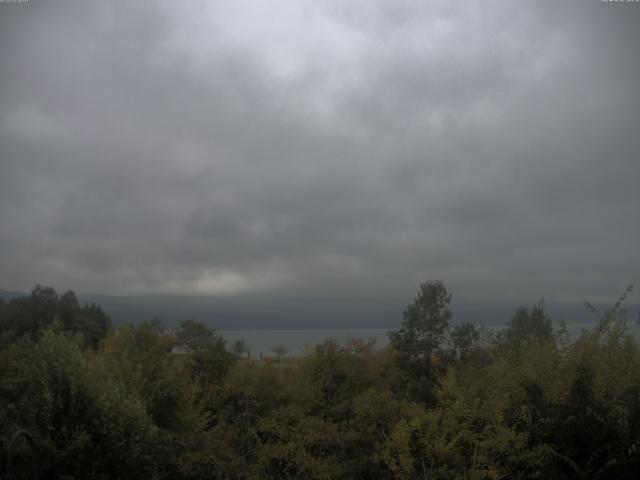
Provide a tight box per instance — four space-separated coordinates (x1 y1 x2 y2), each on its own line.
389 280 452 403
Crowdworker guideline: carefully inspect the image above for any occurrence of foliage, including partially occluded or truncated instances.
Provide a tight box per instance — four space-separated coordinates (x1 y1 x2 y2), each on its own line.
388 280 452 404
2 283 640 479
501 301 553 348
175 319 237 387
0 285 110 349
451 321 481 360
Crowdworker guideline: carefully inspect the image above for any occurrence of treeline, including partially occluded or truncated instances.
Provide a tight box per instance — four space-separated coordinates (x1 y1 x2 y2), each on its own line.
1 282 639 479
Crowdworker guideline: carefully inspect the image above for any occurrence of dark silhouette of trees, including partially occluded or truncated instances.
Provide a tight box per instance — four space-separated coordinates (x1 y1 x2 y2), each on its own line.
503 301 553 347
388 279 452 403
0 285 110 349
2 283 640 479
175 319 236 386
451 320 481 360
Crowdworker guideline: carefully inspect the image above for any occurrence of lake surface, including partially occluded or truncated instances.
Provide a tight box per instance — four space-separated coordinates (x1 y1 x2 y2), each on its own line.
219 328 390 356
220 321 640 357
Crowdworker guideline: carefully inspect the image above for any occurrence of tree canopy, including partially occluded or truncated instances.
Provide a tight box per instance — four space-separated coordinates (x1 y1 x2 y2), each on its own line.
2 283 639 479
388 280 452 403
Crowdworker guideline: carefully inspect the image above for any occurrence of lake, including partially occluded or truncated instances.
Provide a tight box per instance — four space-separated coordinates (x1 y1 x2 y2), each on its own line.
219 321 640 357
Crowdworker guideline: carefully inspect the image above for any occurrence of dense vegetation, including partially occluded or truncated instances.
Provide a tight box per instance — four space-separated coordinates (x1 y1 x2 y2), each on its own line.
1 282 639 479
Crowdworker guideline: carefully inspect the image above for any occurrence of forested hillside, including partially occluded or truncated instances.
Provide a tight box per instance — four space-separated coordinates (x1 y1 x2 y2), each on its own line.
1 283 639 479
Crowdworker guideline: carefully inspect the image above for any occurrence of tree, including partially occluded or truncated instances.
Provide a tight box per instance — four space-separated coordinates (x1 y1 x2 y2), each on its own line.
176 319 217 351
0 286 110 348
389 280 452 403
271 344 288 361
175 319 236 385
451 321 481 360
503 301 552 347
75 302 111 349
232 339 250 357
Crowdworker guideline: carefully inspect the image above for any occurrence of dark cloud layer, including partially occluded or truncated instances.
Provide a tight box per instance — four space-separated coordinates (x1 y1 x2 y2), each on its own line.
1 0 639 303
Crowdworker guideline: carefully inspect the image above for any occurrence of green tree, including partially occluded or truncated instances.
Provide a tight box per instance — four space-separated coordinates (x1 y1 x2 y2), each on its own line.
176 319 217 351
503 301 553 348
451 321 481 360
175 319 236 387
0 330 163 478
0 286 110 349
389 280 452 403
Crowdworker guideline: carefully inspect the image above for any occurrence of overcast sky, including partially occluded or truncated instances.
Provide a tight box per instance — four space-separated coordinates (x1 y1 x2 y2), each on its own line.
1 0 638 303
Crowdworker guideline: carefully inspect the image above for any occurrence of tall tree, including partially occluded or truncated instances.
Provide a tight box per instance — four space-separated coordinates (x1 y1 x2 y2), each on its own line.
503 301 552 347
451 321 481 360
389 280 452 403
175 319 236 386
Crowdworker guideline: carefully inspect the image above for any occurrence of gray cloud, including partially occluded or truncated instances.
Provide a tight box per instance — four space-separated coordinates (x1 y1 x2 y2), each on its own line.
1 0 638 304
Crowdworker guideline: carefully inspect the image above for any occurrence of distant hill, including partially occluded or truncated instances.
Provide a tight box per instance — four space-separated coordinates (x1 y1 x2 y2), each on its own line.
0 289 27 301
2 288 637 330
76 293 406 330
